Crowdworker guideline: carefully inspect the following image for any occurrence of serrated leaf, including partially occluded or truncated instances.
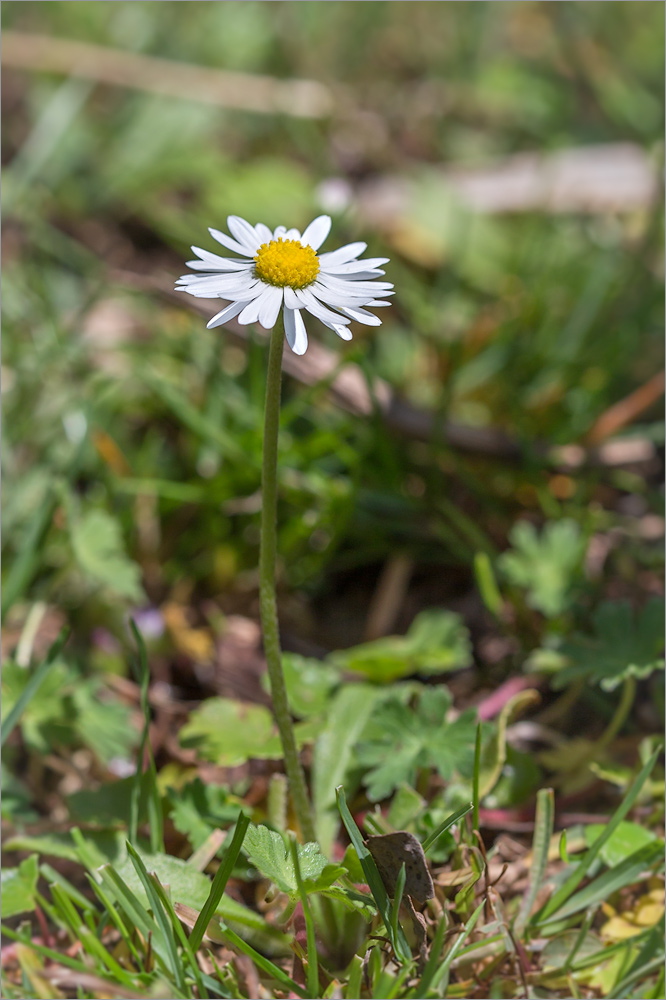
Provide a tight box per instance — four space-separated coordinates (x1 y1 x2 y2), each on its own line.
71 508 144 602
243 824 345 896
356 686 477 801
1 855 39 917
553 598 665 690
168 778 241 849
499 519 586 618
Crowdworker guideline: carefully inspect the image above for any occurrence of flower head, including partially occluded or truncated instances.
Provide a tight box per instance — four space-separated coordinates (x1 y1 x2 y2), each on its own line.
176 215 393 355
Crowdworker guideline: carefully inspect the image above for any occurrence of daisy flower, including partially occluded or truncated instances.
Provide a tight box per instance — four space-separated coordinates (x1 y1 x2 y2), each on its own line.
176 214 393 355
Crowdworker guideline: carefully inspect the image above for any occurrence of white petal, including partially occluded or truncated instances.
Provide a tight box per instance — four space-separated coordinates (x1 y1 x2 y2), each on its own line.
273 226 287 239
284 228 301 241
254 222 273 244
365 299 392 307
176 273 259 296
186 258 254 272
295 288 351 326
209 227 255 257
318 242 367 265
237 287 274 325
227 216 262 253
283 286 301 310
322 258 389 274
331 323 353 341
340 305 382 326
190 246 252 269
284 308 308 355
309 281 378 308
207 300 246 328
257 286 284 330
316 274 394 297
301 215 331 251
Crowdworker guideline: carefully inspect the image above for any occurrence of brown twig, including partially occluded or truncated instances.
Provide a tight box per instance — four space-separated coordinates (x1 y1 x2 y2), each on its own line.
2 31 334 118
586 370 665 445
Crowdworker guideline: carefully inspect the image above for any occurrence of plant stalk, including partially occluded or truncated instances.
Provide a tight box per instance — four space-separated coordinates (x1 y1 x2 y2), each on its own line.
259 317 316 843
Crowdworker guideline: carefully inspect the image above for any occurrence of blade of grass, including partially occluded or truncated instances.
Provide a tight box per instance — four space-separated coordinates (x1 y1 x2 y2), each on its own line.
289 833 319 1000
76 922 137 985
215 920 308 998
422 802 472 855
148 872 208 1000
142 370 248 464
1 922 152 989
85 874 145 971
48 882 85 940
534 746 661 923
335 785 411 964
543 840 663 924
473 551 503 617
430 899 485 997
1 627 70 746
129 619 163 853
189 811 250 953
1 489 54 622
388 862 407 947
40 863 92 912
514 787 554 932
344 955 363 999
126 843 188 997
472 723 482 835
408 910 448 998
96 863 166 965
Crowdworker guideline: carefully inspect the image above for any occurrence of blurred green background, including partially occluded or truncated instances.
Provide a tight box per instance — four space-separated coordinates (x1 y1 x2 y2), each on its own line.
2 0 664 655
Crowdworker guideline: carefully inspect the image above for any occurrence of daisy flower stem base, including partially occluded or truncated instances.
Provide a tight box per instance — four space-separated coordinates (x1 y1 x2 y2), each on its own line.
259 316 316 844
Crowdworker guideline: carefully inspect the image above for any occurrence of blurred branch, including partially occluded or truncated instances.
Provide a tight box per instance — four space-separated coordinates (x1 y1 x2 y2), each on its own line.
113 269 660 473
358 144 658 220
2 31 334 118
585 370 665 445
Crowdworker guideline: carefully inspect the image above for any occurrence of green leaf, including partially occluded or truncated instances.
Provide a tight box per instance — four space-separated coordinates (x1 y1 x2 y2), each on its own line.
356 686 477 801
180 697 314 765
1 661 132 763
268 652 341 718
71 508 144 602
583 820 658 867
168 778 242 850
244 824 345 896
68 775 148 827
71 681 136 764
553 599 665 691
0 627 69 747
552 840 664 922
313 683 385 853
1 855 39 917
330 609 472 683
478 688 541 798
3 829 126 866
499 519 586 618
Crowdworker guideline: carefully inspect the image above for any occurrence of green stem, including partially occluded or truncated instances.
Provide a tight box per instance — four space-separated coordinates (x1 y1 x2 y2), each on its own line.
595 675 637 753
259 317 316 843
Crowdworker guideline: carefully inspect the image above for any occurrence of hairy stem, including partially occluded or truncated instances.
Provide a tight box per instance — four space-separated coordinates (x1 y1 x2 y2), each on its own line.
259 317 316 843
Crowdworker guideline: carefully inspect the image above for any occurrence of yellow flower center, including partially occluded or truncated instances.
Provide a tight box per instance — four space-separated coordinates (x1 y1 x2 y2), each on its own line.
254 238 320 289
